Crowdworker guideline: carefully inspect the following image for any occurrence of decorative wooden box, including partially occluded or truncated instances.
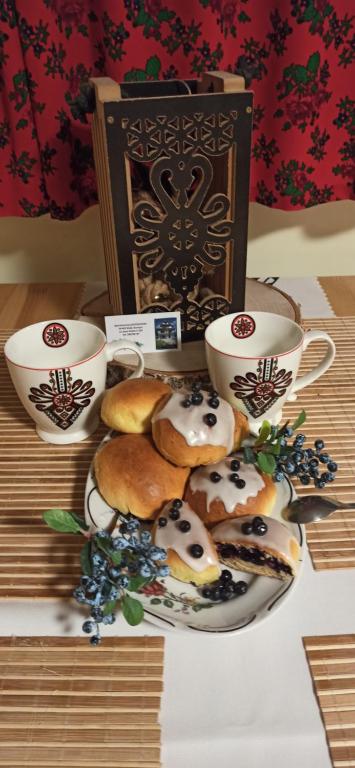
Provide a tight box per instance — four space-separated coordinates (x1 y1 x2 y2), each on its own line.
90 72 253 342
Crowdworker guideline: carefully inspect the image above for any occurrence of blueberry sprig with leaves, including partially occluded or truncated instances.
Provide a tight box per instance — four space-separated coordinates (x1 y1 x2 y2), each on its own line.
243 409 338 488
43 510 169 645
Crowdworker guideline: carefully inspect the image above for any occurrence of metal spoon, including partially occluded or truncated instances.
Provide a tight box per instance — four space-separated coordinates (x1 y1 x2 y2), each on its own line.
284 495 355 525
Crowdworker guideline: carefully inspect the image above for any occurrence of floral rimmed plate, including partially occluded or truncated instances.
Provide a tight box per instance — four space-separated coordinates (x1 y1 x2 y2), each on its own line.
84 432 304 636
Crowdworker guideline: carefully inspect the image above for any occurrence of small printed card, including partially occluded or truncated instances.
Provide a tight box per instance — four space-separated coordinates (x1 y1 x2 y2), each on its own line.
105 312 181 355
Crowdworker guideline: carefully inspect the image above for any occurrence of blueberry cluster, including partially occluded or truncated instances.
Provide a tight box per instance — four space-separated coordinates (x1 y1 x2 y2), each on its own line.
180 384 219 428
272 433 338 488
73 518 169 645
201 569 248 602
241 516 268 536
158 499 204 559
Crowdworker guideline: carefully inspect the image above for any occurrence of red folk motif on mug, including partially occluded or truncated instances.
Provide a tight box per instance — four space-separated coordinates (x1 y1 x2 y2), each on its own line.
231 314 256 339
28 368 95 430
229 358 293 419
42 322 69 348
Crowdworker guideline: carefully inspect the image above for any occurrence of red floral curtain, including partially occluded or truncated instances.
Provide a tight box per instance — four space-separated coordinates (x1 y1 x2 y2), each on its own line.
0 0 353 219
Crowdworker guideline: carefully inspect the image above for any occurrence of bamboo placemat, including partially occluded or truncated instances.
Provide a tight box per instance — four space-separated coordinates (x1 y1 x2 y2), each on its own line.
0 635 164 767
1 317 355 599
304 634 355 768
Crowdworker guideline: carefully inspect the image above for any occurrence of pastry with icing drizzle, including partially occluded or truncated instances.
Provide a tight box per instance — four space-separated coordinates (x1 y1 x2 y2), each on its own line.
151 388 248 468
212 515 299 581
153 499 221 585
185 455 276 525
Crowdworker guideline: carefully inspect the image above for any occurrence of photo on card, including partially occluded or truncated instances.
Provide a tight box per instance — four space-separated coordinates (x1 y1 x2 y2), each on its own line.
154 317 178 351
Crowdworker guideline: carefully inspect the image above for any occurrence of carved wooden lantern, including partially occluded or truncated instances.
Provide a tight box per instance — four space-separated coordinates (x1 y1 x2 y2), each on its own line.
91 72 253 342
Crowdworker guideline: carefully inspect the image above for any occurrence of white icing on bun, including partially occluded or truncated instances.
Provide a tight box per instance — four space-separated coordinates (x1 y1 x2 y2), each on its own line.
152 390 235 453
155 501 219 574
189 456 265 515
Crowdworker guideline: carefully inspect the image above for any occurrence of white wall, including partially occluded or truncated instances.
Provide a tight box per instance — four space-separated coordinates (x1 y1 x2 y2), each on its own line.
0 201 354 284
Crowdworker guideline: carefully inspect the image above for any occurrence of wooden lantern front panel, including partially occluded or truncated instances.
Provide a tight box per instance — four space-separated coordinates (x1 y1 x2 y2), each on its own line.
91 75 253 342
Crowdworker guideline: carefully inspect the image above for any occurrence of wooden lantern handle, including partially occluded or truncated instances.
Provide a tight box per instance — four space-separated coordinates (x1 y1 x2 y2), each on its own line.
198 71 245 94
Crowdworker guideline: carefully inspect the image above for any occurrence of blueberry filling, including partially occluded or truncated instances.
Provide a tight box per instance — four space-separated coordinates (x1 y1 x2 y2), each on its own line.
217 543 292 575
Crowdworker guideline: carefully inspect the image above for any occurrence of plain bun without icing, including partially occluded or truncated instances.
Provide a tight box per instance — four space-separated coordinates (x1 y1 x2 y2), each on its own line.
101 378 171 434
94 434 189 520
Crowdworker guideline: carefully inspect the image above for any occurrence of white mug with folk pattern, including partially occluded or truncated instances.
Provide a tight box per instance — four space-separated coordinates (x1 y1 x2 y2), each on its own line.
205 311 335 434
5 319 144 444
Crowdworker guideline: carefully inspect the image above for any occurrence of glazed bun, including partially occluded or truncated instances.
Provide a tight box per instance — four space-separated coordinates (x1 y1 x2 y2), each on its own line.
153 500 220 585
212 515 299 580
152 390 248 468
185 455 276 526
94 434 189 520
101 378 171 434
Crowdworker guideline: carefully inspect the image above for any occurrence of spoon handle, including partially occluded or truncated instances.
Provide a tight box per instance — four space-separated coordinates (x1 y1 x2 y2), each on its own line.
338 502 355 510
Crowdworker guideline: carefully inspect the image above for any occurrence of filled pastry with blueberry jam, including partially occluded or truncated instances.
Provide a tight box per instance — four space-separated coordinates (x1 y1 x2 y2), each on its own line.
212 515 299 581
153 499 221 585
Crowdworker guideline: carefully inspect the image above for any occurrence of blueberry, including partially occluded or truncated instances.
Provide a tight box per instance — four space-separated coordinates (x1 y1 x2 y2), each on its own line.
192 382 202 392
158 516 167 527
204 413 217 427
310 467 319 478
140 564 152 578
109 567 120 580
295 433 306 443
102 613 116 625
140 531 152 546
221 569 232 583
305 448 314 459
189 544 204 558
274 471 284 482
208 398 220 409
82 620 95 634
300 474 310 485
254 522 268 536
285 461 295 474
292 451 303 464
327 461 338 472
279 438 287 447
309 458 319 468
191 393 203 405
210 471 222 483
241 522 253 535
230 459 240 472
315 478 326 489
234 580 248 595
235 478 246 489
284 426 293 437
253 517 263 525
181 398 192 408
229 472 240 482
172 499 183 509
280 454 288 462
210 390 219 398
90 634 101 646
319 453 330 464
149 546 166 560
315 439 325 450
321 472 334 483
169 508 180 521
202 587 212 598
158 565 169 577
178 520 191 533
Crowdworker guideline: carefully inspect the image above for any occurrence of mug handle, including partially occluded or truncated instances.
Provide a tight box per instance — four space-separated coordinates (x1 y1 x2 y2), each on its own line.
288 330 335 399
105 340 144 379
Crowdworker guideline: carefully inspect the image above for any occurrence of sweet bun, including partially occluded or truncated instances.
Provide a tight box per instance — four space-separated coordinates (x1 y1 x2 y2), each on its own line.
94 434 189 520
152 390 248 468
212 515 299 580
101 378 171 433
153 500 220 585
185 455 276 526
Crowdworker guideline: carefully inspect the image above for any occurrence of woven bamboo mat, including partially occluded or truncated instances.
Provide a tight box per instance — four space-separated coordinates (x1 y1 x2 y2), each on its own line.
1 317 355 599
0 635 164 767
304 634 355 768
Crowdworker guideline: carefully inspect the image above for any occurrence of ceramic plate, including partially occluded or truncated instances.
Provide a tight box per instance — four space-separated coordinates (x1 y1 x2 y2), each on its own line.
85 432 304 635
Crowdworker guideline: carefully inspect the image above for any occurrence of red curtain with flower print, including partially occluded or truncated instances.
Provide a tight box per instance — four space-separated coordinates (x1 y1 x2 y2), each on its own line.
0 0 353 219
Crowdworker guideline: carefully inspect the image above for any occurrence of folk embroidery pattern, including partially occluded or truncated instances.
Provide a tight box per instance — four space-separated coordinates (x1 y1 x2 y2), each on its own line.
231 314 256 339
230 357 293 418
29 368 95 430
42 322 69 348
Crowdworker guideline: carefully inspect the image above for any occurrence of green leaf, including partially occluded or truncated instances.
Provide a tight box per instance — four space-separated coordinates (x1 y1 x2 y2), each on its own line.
269 442 281 456
136 7 149 25
294 65 309 84
307 52 320 74
16 118 28 130
111 550 122 566
303 4 318 21
243 446 256 464
78 24 88 37
257 452 276 475
103 599 117 616
43 509 82 534
145 55 161 79
128 575 149 592
64 25 72 39
255 420 271 446
121 594 144 626
292 410 307 431
124 68 147 82
80 541 92 576
71 512 89 531
95 536 121 565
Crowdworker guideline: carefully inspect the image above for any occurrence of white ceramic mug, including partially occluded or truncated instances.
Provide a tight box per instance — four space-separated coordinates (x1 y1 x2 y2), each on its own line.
205 311 335 433
5 319 144 444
